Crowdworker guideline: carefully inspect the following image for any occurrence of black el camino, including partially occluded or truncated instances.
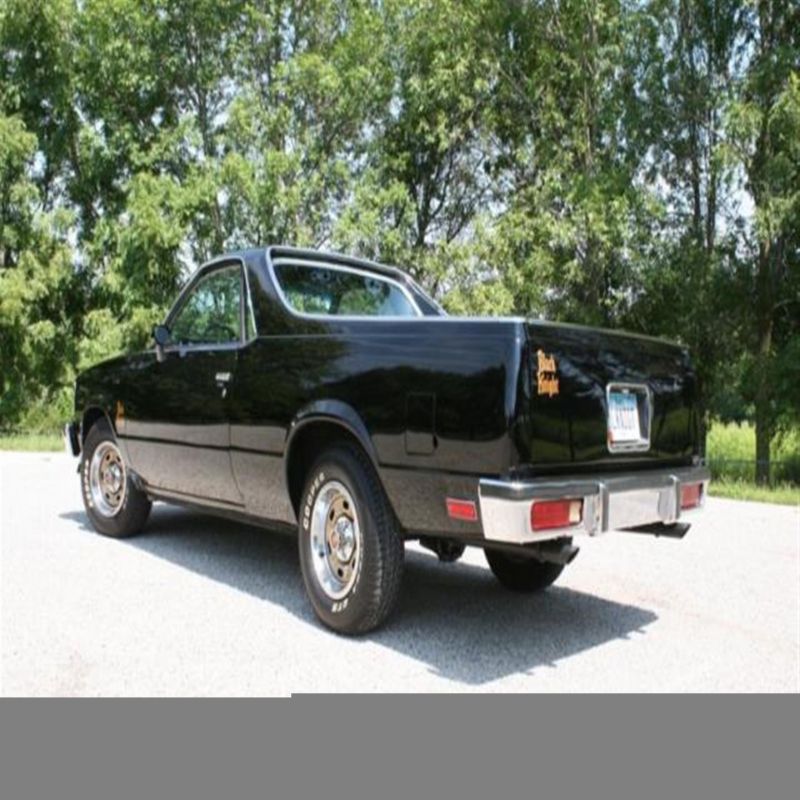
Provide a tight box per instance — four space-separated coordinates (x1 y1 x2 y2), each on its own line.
65 246 709 633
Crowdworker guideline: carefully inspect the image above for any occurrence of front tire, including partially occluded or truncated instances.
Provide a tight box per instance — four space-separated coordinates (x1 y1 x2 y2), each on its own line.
484 548 564 592
80 420 151 538
298 443 404 634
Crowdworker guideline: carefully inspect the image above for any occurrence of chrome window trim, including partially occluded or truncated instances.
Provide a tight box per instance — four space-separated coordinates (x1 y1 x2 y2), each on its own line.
268 257 423 321
405 273 447 316
606 382 653 454
241 260 259 341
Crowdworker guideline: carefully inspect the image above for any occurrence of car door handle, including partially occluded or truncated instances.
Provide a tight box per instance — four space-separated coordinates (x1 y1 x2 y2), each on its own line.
215 372 232 397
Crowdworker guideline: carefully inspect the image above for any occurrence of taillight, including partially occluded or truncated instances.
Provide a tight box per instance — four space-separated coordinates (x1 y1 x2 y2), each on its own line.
530 499 583 531
681 483 702 509
446 498 478 521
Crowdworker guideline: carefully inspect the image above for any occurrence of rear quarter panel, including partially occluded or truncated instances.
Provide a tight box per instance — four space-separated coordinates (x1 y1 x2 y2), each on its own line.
230 318 525 534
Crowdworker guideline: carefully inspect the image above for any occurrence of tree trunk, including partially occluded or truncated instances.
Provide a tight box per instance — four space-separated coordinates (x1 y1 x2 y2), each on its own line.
753 243 774 485
754 374 772 486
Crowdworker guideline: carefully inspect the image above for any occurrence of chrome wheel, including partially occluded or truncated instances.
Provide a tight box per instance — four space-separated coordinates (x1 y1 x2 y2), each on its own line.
309 480 362 600
89 441 127 518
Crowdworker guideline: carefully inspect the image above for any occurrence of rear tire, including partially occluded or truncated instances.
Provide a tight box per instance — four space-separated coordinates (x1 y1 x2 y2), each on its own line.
484 548 564 592
80 419 151 538
298 442 404 634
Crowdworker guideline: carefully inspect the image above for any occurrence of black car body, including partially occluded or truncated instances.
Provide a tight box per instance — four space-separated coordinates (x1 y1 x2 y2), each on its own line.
67 246 709 632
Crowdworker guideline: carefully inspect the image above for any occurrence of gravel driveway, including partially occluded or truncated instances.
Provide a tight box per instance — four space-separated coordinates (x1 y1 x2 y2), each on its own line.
1 452 798 694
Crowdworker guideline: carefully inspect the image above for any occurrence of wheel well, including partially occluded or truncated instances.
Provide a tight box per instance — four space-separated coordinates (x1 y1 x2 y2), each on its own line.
286 421 375 515
81 407 110 445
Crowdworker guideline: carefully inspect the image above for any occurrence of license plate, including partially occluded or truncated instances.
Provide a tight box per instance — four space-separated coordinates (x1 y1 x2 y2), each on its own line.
608 391 641 443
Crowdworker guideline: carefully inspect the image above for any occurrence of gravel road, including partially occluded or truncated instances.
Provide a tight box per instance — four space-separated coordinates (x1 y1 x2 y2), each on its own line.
1 452 798 694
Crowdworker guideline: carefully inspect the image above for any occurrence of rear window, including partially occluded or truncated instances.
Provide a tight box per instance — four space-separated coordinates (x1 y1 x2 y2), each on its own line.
273 262 420 318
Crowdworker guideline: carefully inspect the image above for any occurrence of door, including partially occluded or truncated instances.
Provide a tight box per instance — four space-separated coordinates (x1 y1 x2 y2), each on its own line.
123 262 247 505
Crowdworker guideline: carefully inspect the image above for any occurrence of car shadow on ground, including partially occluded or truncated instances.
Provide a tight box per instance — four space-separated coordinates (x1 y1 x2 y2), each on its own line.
60 505 658 685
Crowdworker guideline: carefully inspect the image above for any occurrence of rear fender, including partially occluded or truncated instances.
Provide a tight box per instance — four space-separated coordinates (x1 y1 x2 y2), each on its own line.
284 400 382 513
286 400 377 463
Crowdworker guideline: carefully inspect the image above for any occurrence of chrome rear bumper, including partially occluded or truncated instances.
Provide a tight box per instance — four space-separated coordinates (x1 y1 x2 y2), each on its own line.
479 465 710 544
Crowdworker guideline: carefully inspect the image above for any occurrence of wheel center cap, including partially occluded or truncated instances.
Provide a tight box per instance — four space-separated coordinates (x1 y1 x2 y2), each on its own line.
331 517 355 562
105 463 122 492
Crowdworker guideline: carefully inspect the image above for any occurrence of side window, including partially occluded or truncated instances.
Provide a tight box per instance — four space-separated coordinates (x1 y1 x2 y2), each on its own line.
273 263 419 318
170 266 242 345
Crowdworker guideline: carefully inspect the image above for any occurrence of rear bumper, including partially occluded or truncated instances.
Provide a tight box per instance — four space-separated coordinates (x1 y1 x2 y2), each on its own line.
64 422 81 457
479 464 710 544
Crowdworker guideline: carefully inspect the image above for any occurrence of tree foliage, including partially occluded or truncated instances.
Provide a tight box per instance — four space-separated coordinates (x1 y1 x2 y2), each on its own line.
0 0 797 479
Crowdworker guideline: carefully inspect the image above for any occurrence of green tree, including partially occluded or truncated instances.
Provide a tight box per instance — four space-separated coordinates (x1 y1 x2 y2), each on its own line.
471 0 657 323
334 0 495 296
623 0 744 444
0 113 79 428
726 1 800 482
0 0 797 471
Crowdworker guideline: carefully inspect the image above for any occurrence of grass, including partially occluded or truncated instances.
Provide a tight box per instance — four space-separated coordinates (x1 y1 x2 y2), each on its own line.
0 432 64 451
704 422 800 505
708 480 800 506
707 422 800 484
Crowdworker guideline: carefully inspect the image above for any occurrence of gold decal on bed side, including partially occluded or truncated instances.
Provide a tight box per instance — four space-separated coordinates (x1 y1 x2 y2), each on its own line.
115 400 125 431
536 349 560 397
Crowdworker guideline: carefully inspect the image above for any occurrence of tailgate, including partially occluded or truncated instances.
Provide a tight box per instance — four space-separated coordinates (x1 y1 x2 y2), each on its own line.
519 321 700 469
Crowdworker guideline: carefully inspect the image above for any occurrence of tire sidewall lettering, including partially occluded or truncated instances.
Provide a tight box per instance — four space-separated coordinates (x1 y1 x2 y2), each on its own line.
81 457 96 511
301 470 325 533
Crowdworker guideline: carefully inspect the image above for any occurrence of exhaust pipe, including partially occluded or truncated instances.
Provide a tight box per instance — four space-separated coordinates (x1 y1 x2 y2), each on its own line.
622 521 691 539
482 539 580 566
532 540 580 566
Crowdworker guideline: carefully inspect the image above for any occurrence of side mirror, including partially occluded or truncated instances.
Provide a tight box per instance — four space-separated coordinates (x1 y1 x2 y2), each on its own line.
153 324 171 361
153 324 171 347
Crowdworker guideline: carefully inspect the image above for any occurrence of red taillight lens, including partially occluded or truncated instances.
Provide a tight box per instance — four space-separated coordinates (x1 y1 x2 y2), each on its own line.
446 498 478 521
530 499 583 531
681 483 702 509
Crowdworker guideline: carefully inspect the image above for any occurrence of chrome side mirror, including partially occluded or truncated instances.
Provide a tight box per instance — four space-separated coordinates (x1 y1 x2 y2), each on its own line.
153 324 171 361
